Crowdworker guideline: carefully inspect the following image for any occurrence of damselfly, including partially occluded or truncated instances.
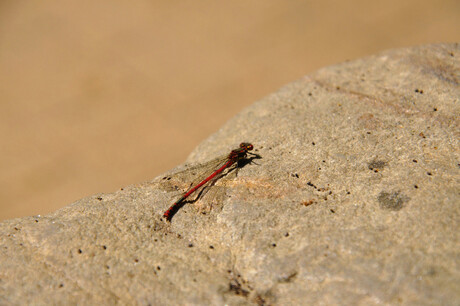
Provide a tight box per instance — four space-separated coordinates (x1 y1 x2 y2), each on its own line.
163 142 257 221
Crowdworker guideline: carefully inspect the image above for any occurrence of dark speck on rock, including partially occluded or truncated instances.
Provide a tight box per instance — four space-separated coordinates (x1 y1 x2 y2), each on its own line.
368 160 386 171
378 191 409 211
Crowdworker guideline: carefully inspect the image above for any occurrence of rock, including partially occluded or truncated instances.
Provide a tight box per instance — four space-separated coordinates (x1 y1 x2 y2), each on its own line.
1 43 459 305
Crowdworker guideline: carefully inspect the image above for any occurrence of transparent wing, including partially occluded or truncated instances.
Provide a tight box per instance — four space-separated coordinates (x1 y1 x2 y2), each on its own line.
158 154 236 201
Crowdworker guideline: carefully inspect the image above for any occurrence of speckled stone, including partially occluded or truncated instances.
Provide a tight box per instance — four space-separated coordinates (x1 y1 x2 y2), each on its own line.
1 43 458 305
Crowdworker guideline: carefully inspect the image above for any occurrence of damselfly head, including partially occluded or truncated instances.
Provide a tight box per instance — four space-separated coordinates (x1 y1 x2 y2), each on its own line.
239 142 253 151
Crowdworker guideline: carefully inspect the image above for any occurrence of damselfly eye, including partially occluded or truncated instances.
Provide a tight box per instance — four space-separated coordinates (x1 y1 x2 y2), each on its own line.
239 142 253 151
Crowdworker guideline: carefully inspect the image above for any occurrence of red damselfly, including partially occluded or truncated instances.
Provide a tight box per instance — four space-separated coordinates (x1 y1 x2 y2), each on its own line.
163 142 256 221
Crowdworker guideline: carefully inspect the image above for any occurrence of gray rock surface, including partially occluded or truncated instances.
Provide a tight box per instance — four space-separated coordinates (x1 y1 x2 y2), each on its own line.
1 43 459 305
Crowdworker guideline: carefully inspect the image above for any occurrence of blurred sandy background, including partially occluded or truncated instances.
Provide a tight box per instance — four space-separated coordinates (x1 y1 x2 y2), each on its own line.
0 1 458 221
